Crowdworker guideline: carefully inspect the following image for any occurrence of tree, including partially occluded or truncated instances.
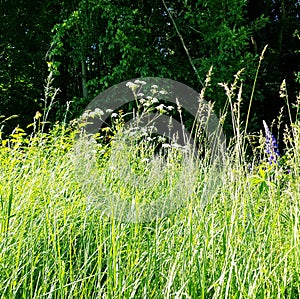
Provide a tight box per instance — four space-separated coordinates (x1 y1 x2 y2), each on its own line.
0 0 61 133
247 0 300 128
48 0 268 135
1 0 298 138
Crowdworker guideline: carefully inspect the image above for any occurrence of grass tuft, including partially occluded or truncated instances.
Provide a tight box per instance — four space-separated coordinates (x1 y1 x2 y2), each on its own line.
0 76 300 298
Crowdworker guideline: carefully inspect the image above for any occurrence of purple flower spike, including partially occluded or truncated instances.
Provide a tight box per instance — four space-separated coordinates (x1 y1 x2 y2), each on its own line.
263 120 280 165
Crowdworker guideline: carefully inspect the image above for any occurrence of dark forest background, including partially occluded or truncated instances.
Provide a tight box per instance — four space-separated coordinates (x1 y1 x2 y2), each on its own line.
1 0 299 143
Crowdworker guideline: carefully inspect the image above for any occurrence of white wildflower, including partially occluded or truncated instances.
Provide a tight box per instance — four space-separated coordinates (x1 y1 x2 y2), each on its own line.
134 80 146 85
159 90 168 95
151 97 159 103
126 82 139 90
162 143 171 148
94 108 104 116
89 111 96 118
156 104 165 111
82 111 89 119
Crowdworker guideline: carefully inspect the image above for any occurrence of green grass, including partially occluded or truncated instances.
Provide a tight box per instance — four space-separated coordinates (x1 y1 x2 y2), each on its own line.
0 84 300 298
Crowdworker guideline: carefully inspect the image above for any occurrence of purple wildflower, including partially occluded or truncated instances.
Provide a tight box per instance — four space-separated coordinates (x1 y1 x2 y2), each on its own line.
263 120 280 165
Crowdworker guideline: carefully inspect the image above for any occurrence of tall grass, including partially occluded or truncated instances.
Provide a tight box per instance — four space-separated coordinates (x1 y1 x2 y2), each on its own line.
0 77 299 298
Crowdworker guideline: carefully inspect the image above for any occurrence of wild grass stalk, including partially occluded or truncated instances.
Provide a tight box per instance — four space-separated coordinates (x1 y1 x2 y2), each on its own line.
0 74 299 298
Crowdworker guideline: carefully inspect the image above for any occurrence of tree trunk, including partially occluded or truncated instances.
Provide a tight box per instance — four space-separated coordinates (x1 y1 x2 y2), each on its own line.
278 0 286 53
81 59 88 98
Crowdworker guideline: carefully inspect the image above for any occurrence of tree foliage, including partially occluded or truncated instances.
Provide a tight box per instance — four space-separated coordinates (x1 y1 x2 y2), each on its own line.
0 0 61 131
247 0 300 126
0 0 299 135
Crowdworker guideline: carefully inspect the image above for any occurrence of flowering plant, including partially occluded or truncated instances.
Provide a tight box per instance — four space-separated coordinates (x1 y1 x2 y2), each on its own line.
262 120 280 165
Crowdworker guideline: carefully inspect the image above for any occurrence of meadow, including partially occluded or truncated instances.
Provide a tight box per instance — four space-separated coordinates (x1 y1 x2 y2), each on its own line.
0 75 300 299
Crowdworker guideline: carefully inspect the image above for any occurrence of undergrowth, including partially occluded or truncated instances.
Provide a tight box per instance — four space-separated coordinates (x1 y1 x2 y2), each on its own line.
0 70 299 298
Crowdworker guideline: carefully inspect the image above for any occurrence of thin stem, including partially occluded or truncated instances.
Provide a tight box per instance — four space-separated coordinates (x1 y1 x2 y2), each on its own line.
244 45 268 147
161 0 204 87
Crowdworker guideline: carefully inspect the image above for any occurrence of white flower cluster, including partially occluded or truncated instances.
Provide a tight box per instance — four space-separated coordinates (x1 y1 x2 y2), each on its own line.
81 108 105 119
134 79 147 85
125 82 139 91
81 107 123 120
156 104 174 113
125 79 146 92
125 80 172 114
161 142 191 153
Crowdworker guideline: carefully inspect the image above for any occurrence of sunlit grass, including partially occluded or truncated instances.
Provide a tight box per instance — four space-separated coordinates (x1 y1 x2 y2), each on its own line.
0 80 300 298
